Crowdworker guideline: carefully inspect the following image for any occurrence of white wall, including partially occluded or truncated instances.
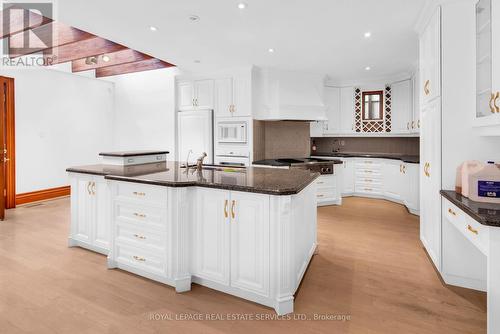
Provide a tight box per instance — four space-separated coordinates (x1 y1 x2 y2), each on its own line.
105 67 179 158
0 68 115 193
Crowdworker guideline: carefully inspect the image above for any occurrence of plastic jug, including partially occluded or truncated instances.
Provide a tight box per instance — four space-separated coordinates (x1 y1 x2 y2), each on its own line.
468 161 500 203
455 160 484 197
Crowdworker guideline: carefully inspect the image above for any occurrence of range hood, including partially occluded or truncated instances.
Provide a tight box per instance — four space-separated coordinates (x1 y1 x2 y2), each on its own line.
253 68 327 121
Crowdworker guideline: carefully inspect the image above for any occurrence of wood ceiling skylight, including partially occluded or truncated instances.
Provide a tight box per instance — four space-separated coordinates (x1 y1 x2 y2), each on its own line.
1 6 174 77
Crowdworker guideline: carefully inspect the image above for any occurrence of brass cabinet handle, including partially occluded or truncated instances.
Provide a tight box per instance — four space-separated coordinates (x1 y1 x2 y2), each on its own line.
133 212 146 218
224 199 228 218
424 80 430 96
133 255 146 262
317 181 325 184
231 200 235 219
364 170 373 173
365 188 373 191
489 93 495 113
412 121 415 129
448 208 456 216
365 179 372 182
423 162 430 177
317 194 324 198
467 225 479 235
133 191 146 196
407 122 410 130
133 234 146 240
494 92 500 113
91 182 96 195
417 120 420 128
400 164 403 173
87 181 92 195
403 165 406 174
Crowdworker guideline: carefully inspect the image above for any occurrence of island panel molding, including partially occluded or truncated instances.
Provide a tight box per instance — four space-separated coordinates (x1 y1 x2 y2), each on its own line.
16 185 70 206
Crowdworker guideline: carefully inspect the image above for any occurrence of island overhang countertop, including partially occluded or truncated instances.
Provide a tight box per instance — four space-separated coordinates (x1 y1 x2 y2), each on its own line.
66 161 320 196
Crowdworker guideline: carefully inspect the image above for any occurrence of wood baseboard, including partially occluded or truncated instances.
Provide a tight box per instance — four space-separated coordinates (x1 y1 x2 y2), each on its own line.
16 186 70 206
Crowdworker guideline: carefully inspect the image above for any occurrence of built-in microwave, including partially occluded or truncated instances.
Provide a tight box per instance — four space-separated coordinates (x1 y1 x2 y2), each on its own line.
217 121 247 144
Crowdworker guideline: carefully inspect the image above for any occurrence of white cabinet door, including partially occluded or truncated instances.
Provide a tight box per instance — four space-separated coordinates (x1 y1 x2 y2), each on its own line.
493 0 500 94
340 87 355 133
341 158 355 194
420 98 442 270
420 7 441 105
324 87 340 134
404 163 420 213
232 76 251 117
383 160 404 201
193 188 230 285
391 80 412 133
194 80 214 109
215 78 233 117
177 81 195 111
72 176 94 244
412 72 421 133
310 121 324 137
230 192 270 297
93 177 110 251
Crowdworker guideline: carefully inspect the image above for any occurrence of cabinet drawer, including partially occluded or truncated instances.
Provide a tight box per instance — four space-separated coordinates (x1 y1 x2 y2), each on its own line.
315 175 336 188
355 170 383 180
115 182 167 206
316 187 337 201
355 160 382 170
115 243 166 277
116 221 166 251
355 185 383 195
355 180 382 190
114 201 167 231
443 199 489 256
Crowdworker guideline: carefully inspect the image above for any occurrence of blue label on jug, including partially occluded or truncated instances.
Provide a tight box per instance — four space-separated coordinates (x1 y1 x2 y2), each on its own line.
478 181 500 198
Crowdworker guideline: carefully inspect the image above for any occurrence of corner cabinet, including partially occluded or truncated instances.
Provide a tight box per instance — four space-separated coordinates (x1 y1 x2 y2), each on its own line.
474 0 500 133
192 188 270 297
177 79 214 111
68 173 110 254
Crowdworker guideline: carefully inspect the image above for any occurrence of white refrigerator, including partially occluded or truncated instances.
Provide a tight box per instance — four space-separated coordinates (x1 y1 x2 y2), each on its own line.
178 110 214 164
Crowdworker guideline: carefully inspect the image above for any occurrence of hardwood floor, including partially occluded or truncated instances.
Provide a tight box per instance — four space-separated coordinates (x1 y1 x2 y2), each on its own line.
0 197 486 334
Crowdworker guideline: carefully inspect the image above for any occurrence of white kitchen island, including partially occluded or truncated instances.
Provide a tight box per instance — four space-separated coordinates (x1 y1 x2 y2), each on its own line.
67 161 318 315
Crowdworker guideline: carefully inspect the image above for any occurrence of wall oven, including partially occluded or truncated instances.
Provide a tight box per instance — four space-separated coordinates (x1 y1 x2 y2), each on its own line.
217 120 248 144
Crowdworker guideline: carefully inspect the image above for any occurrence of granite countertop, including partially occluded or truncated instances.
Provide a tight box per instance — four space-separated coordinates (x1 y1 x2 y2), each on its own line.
67 161 319 196
441 190 500 227
252 158 344 167
312 152 420 163
99 150 169 157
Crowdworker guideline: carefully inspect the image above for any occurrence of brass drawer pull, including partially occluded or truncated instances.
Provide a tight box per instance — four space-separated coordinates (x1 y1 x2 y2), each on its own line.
133 213 146 218
494 92 500 113
133 234 146 240
424 80 430 96
490 92 496 113
224 199 228 218
364 170 373 173
365 161 373 164
317 194 324 198
231 200 236 219
365 188 372 191
317 181 325 184
448 208 456 216
133 191 146 196
365 179 372 182
467 225 478 235
133 255 146 262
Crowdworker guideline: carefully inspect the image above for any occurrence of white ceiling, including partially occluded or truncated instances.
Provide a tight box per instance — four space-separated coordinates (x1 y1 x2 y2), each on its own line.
58 0 426 82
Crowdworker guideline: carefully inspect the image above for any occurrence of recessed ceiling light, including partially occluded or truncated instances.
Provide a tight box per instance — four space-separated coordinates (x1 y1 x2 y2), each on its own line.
102 55 111 62
364 32 371 38
365 66 371 71
268 48 275 53
189 15 200 22
238 3 247 9
149 26 158 32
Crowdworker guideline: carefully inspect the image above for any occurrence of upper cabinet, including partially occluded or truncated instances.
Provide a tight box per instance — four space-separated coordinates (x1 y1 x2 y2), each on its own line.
323 87 341 133
177 79 214 111
215 76 251 118
339 87 355 133
391 79 413 133
420 7 441 105
474 0 500 131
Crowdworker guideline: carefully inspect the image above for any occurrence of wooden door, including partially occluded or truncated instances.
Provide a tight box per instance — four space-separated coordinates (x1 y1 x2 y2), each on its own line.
324 86 340 134
192 188 230 285
0 78 6 219
230 191 270 297
194 79 214 109
215 78 233 117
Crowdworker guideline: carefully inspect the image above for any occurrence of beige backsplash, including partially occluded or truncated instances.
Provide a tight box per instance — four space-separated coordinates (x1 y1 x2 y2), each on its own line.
253 121 311 161
312 136 420 155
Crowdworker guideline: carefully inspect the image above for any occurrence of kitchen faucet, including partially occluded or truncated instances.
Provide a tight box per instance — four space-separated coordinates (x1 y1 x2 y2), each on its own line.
185 149 193 168
196 152 207 171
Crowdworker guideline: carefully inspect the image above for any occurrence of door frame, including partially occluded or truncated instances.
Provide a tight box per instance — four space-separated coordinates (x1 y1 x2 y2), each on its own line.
1 76 16 209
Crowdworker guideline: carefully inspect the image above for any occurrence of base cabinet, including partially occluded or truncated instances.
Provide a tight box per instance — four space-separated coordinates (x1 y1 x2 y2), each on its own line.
69 173 110 254
192 188 270 297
